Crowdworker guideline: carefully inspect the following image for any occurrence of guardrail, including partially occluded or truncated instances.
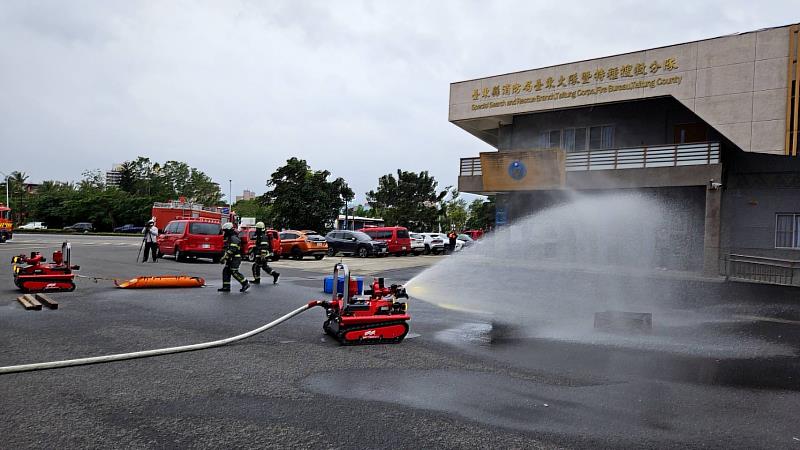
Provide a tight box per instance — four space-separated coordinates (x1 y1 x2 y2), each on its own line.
565 142 720 171
725 254 800 287
458 142 720 176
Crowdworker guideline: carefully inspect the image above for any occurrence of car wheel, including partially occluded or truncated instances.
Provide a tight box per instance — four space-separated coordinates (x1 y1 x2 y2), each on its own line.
423 244 430 255
327 247 336 257
157 251 164 258
212 255 221 263
314 254 324 260
291 247 303 260
176 248 186 262
247 249 256 262
357 246 369 258
271 254 280 261
409 250 417 256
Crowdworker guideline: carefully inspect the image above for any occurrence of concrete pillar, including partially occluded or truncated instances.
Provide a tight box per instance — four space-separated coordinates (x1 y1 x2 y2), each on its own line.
703 187 723 277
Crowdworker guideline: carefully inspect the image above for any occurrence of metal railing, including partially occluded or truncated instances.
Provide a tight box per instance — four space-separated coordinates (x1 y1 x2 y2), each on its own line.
458 142 720 176
460 157 482 176
152 201 222 213
565 142 720 171
725 254 799 287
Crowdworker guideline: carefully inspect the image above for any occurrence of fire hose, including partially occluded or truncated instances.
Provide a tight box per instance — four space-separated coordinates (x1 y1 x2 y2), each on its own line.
0 301 324 375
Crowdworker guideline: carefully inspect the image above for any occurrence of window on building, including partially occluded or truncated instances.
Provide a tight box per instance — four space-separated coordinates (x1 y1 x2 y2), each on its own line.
564 128 587 152
539 130 561 149
775 214 800 248
589 125 614 150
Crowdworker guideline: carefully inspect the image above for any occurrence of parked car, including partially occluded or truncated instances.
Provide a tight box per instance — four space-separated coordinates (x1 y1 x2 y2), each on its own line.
64 222 93 233
462 229 485 240
279 230 328 260
18 222 47 230
325 230 388 258
359 226 412 255
419 232 446 254
457 234 475 248
157 219 223 262
113 224 144 234
239 226 282 261
409 232 425 255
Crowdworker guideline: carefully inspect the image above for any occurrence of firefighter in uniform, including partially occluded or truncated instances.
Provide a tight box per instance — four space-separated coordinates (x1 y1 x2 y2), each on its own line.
251 221 280 285
218 222 250 293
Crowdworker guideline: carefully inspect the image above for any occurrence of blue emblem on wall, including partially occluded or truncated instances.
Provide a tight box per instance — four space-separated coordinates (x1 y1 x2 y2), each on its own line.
508 160 527 180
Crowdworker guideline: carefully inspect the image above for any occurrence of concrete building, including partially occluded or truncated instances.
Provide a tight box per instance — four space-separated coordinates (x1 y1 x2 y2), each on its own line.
105 164 123 187
235 189 256 202
453 24 800 282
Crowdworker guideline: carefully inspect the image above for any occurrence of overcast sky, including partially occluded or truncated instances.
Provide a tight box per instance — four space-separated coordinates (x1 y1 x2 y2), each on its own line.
0 1 795 203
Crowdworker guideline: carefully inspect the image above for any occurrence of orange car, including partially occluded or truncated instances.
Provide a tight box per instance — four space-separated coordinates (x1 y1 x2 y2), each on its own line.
278 230 328 260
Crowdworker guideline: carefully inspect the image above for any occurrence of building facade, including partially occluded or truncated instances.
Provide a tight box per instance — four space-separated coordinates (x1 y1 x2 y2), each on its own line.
452 24 800 279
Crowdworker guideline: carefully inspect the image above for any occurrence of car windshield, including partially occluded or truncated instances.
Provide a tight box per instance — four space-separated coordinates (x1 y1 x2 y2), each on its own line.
458 234 474 241
189 222 220 235
306 234 326 241
410 233 423 239
397 229 409 239
353 231 371 241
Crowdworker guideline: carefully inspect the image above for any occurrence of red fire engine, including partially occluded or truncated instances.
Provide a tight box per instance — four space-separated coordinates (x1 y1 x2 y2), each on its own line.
0 204 12 243
151 198 236 228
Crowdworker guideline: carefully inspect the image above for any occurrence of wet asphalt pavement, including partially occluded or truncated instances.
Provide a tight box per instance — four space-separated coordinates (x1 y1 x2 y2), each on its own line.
0 234 798 449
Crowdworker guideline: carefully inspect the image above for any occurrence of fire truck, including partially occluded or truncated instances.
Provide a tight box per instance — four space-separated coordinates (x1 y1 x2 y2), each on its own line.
151 198 237 229
0 204 12 243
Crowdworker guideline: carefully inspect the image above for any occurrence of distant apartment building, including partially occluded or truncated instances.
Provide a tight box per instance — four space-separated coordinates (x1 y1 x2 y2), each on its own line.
105 164 123 187
235 189 256 202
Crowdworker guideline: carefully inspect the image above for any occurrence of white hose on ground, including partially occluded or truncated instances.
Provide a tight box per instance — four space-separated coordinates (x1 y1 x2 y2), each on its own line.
0 301 322 375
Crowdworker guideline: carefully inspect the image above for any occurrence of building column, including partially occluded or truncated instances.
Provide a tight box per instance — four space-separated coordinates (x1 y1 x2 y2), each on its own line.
703 186 722 276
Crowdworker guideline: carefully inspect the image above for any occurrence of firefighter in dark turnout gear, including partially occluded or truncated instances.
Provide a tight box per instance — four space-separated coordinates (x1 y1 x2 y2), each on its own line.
218 222 250 293
251 221 280 285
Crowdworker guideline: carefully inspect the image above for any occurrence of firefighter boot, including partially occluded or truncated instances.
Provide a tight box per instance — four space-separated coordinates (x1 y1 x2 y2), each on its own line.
240 280 250 293
272 272 280 285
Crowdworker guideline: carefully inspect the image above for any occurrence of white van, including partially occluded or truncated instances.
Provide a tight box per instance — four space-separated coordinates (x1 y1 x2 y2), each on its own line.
18 222 47 230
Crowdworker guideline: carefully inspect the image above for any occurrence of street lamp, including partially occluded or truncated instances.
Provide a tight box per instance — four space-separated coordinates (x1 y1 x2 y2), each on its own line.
228 179 232 211
0 171 10 208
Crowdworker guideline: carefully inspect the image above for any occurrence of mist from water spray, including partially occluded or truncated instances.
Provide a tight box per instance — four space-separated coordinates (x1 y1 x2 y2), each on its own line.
407 192 795 358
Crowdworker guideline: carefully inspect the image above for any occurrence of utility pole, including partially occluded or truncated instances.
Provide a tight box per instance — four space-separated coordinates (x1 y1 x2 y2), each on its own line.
0 171 9 208
228 179 232 211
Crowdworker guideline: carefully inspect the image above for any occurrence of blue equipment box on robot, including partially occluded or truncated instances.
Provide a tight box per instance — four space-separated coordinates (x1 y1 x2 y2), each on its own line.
323 275 363 294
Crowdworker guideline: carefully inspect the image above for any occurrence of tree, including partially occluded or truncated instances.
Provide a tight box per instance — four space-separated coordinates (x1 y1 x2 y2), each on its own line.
262 157 353 232
115 157 222 204
466 197 496 230
233 199 271 223
366 170 447 230
351 204 377 218
442 189 468 231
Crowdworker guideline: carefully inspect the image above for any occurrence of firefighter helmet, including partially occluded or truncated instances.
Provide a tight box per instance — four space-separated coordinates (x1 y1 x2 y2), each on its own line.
254 221 265 230
222 222 234 231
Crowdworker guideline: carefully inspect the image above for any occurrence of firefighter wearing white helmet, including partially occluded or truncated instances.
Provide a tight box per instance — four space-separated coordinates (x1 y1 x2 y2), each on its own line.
251 221 280 285
218 222 249 293
141 219 159 263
